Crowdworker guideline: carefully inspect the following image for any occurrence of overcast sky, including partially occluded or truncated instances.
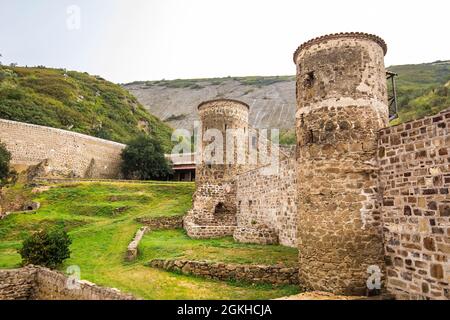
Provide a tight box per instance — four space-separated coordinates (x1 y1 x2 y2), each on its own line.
0 0 449 83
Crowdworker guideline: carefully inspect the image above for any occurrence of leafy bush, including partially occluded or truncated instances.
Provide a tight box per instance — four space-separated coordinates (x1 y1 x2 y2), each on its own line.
121 135 173 180
19 228 72 268
0 141 11 185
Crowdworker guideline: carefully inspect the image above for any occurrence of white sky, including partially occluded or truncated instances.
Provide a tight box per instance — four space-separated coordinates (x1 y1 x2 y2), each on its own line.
0 0 449 83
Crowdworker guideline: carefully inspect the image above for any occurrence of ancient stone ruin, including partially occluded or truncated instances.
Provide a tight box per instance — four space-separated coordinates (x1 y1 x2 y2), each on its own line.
184 32 450 300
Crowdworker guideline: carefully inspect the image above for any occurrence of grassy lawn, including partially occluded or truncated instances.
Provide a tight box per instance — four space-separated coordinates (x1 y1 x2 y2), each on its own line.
139 229 298 267
0 181 300 299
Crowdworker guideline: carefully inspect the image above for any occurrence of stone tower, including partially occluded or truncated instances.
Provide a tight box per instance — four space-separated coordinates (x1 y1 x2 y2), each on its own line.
294 33 389 295
185 99 250 237
196 99 250 186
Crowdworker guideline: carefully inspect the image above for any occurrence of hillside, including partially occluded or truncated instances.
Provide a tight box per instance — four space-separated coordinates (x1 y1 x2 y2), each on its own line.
388 61 450 125
0 66 173 151
124 61 450 140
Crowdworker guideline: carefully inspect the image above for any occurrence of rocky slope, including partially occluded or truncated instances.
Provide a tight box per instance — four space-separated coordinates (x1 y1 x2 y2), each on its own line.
124 61 450 133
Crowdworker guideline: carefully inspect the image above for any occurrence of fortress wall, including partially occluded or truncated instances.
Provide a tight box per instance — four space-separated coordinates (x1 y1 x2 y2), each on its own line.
235 158 297 247
0 266 37 300
379 108 450 300
0 119 125 178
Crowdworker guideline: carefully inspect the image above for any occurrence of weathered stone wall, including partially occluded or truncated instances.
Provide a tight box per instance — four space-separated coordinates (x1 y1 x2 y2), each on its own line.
379 108 450 300
148 259 299 285
294 33 389 295
184 214 236 239
0 119 125 178
0 266 37 300
0 266 136 300
125 226 149 262
234 158 297 247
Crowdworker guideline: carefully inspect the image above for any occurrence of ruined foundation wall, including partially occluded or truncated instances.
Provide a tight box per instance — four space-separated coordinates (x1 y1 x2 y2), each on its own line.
149 259 299 285
0 266 135 300
235 158 297 247
379 108 450 300
0 119 125 178
295 33 389 295
0 266 37 300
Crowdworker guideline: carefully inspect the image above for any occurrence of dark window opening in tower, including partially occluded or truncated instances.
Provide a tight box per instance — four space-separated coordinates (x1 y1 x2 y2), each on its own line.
214 202 226 215
304 71 315 88
309 129 314 143
252 136 257 149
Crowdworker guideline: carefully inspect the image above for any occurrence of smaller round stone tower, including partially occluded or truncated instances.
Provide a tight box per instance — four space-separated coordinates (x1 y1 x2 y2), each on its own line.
294 32 389 295
186 99 250 237
196 99 250 186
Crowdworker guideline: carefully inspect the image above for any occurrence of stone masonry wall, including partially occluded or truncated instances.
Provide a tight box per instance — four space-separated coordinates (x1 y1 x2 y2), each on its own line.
0 266 136 300
148 259 299 285
136 216 184 229
0 266 37 300
234 158 297 247
0 119 125 178
379 108 450 300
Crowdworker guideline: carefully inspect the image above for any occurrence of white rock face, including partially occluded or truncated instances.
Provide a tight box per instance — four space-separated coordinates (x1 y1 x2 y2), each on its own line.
123 77 297 130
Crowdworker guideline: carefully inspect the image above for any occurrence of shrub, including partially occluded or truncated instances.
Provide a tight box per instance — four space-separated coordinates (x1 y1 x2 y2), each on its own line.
121 135 173 180
0 141 11 185
19 228 72 268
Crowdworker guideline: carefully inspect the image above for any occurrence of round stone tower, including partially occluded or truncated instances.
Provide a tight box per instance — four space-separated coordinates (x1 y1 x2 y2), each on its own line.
196 99 250 185
188 99 249 230
294 33 389 295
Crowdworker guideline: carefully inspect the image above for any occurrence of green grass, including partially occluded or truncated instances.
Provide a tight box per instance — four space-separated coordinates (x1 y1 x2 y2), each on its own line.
0 181 300 299
0 66 173 151
139 229 298 267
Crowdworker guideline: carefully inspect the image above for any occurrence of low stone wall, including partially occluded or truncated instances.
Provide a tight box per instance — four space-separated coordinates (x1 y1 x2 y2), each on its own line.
0 266 136 300
125 226 149 262
0 266 37 300
148 259 299 285
184 214 236 239
233 226 279 245
136 216 184 230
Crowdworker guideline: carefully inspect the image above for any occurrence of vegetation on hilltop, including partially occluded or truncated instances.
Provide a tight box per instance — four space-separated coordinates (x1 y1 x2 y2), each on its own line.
388 61 450 124
0 66 173 151
129 75 295 89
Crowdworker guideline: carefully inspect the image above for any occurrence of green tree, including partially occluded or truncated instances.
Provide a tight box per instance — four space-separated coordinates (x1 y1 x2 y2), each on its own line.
19 228 72 268
121 135 173 180
0 141 11 185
